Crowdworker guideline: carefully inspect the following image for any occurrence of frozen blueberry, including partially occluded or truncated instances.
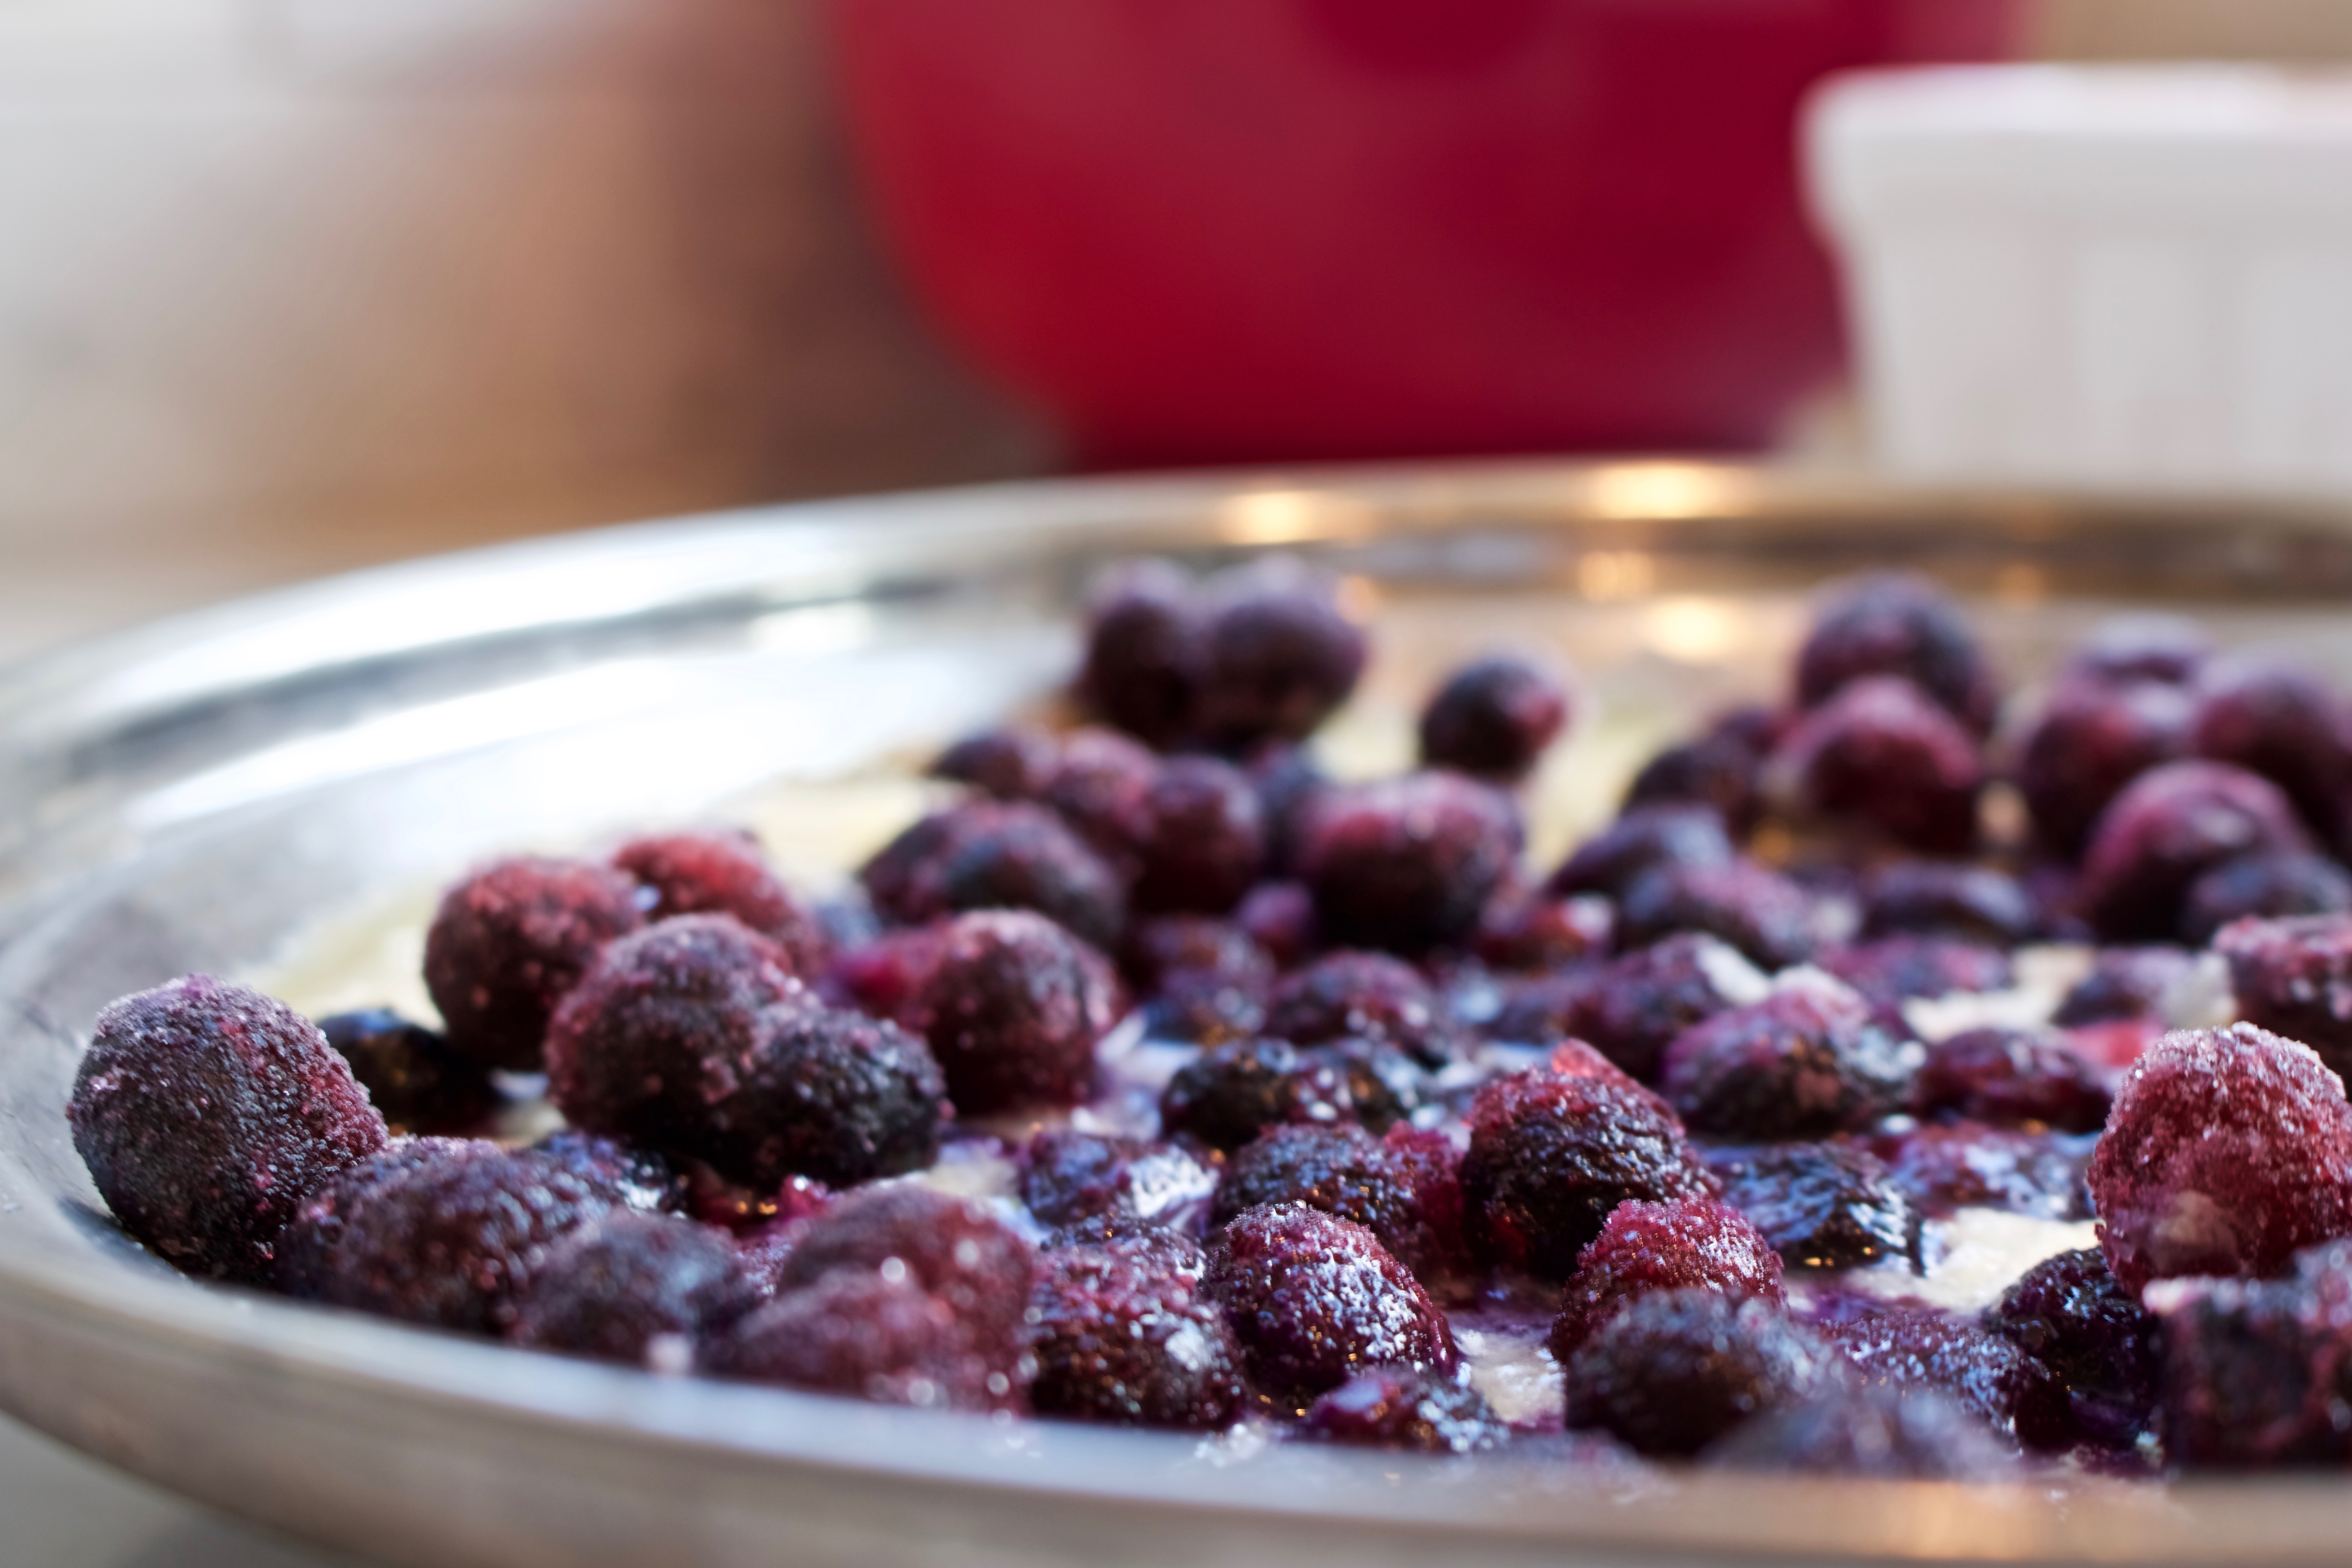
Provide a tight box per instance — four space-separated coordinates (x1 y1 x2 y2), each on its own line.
1547 805 1735 901
894 910 1123 1115
2075 761 2312 942
1460 1065 1716 1279
546 916 946 1189
1703 1140 1913 1271
2148 1239 2352 1467
1623 708 1780 841
1859 861 2038 947
69 977 389 1284
1204 1204 1455 1402
1911 1028 2109 1133
1026 1235 1247 1428
318 1008 500 1136
1417 654 1573 783
1473 885 1613 972
2190 656 2352 845
421 856 645 1071
508 1211 762 1364
1243 743 1332 877
1297 1367 1505 1454
1772 676 1984 854
2087 1023 2352 1293
2051 944 2203 1027
2016 676 2196 861
1793 572 1998 736
1266 950 1460 1067
1040 726 1162 876
613 830 828 975
859 800 1127 952
1658 981 1917 1142
707 1269 1016 1411
1213 1124 1464 1282
1078 558 1205 748
1121 915 1274 1044
1159 1038 1351 1150
1548 1197 1785 1360
2064 613 2212 687
1819 936 2012 1009
1020 1129 1218 1232
2184 851 2352 945
1617 860 1819 971
275 1139 614 1333
1297 772 1518 955
1881 1121 2091 1222
1506 933 1763 1083
1986 1247 2159 1450
1129 755 1267 915
1702 1382 2014 1478
776 1184 1037 1350
1194 556 1367 748
1563 1291 1843 1457
929 724 1062 801
1831 1305 2072 1450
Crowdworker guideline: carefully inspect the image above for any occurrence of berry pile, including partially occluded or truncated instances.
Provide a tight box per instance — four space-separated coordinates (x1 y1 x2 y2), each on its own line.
70 558 2352 1481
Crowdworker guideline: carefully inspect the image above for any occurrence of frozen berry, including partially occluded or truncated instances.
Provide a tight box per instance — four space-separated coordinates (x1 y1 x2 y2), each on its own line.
318 1008 500 1136
1204 1204 1455 1401
1235 879 1319 966
1314 1040 1430 1133
1473 885 1613 972
2076 761 2312 942
2217 914 2352 1079
1040 726 1160 874
1831 1305 2071 1450
1658 981 1916 1141
1243 742 1332 876
612 830 826 975
859 801 1127 951
1911 1028 2109 1132
1297 772 1518 955
1820 936 2012 1009
1623 708 1778 840
1026 1236 1247 1428
1417 654 1573 783
1548 1197 1785 1360
2051 944 2202 1027
1213 1124 1462 1282
1772 676 1984 854
1266 950 1460 1066
508 1211 761 1364
895 910 1122 1115
2017 676 2195 861
1194 556 1367 748
1512 934 1763 1083
1078 558 1204 747
1020 1130 1218 1232
1297 1367 1505 1453
1563 1290 1842 1456
2147 1238 2352 1467
1618 859 1819 971
1547 805 1733 900
1702 1382 2014 1478
2088 1023 2352 1292
1793 572 1997 736
1122 916 1273 1044
929 724 1061 800
707 1269 1015 1411
546 916 946 1189
1859 861 2038 946
275 1139 614 1333
1703 1140 1912 1270
776 1184 1036 1348
1986 1247 2159 1449
2184 851 2352 945
527 1131 687 1216
2065 613 2211 686
1130 755 1266 914
2190 656 2352 844
1881 1121 2090 1221
1460 1065 1716 1279
69 977 389 1284
422 856 644 1070
1159 1038 1351 1150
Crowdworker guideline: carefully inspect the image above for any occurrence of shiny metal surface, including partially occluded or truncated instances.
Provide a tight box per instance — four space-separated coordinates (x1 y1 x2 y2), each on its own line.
8 461 2352 1568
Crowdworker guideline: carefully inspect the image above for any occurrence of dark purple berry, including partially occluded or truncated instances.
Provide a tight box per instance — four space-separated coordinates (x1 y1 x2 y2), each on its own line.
1130 755 1266 914
1078 558 1204 747
1459 1065 1716 1279
1793 571 1998 735
1547 805 1734 900
1659 981 1916 1141
1195 556 1367 748
929 724 1061 800
2064 613 2211 686
1417 654 1573 783
1912 1028 2110 1132
2190 656 2352 845
1120 915 1274 1044
2185 851 2352 945
707 1270 1016 1411
1702 1383 2014 1478
1019 1129 1218 1232
612 831 827 975
1830 1305 2071 1450
1213 1124 1464 1282
1986 1247 2159 1449
421 856 644 1070
2147 1238 2352 1467
1297 1367 1504 1453
1820 936 2012 1009
2076 760 2312 942
1473 885 1613 972
69 977 389 1284
861 800 1127 951
527 1130 687 1215
318 1008 500 1136
1243 743 1332 876
1618 859 1819 971
1563 1291 1843 1457
776 1184 1036 1351
1205 1204 1455 1401
1025 1235 1247 1428
1623 708 1779 840
508 1211 762 1364
1314 1039 1430 1133
2051 944 2202 1027
2087 1023 2352 1293
1159 1038 1351 1150
894 910 1123 1115
2217 914 2352 1080
1504 933 1761 1083
1266 950 1460 1066
1703 1140 1913 1270
1859 860 2038 946
1297 772 1518 955
545 916 946 1189
1772 676 1984 854
1236 879 1319 966
1549 1197 1785 1360
1040 726 1161 875
1878 1121 2090 1221
2018 675 2196 861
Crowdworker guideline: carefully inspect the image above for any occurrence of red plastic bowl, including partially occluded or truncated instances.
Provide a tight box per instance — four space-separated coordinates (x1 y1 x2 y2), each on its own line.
824 0 2017 467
